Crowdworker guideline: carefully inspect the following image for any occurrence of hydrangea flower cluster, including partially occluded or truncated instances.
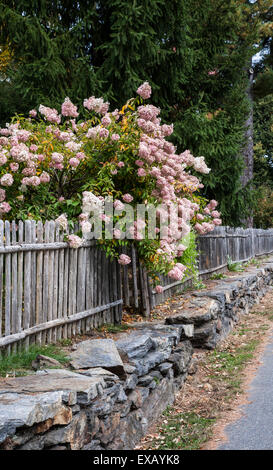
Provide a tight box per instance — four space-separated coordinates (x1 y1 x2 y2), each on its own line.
0 82 221 279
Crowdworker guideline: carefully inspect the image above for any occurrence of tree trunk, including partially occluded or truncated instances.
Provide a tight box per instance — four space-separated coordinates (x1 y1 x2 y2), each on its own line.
241 66 254 227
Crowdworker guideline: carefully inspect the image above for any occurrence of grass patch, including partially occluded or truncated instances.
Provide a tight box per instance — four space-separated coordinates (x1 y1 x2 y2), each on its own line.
210 273 227 280
227 256 244 272
0 344 69 377
149 409 212 450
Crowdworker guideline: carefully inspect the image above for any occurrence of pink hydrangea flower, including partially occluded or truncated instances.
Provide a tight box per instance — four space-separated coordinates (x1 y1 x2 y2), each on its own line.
83 96 109 115
0 202 11 213
161 124 174 137
99 128 109 139
137 168 146 177
69 158 80 168
155 285 163 294
0 174 13 186
213 218 222 226
113 228 122 239
136 81 152 99
51 152 64 164
0 155 8 166
114 200 125 211
118 254 131 265
101 115 111 127
111 133 120 141
55 214 68 231
40 172 50 183
29 176 40 186
29 109 37 118
81 221 92 234
39 105 61 124
67 234 83 249
122 193 133 203
61 97 79 118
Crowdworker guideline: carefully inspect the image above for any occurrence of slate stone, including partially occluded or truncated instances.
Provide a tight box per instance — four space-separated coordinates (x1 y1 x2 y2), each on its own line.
20 436 45 450
128 388 150 409
166 299 220 326
168 341 193 376
82 440 104 450
138 324 183 347
180 324 194 338
43 411 88 450
149 370 163 381
137 375 154 387
124 364 137 374
69 339 125 378
157 362 173 376
107 409 147 450
116 334 154 359
0 369 104 406
74 367 119 383
31 354 63 371
116 388 127 404
0 391 63 444
131 351 169 376
124 374 138 391
90 396 115 416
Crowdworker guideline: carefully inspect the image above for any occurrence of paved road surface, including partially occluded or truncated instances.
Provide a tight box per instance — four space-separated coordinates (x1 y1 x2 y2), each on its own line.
218 332 273 450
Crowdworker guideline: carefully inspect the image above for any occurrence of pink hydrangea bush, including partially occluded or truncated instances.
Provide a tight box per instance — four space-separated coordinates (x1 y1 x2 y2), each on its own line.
0 82 221 276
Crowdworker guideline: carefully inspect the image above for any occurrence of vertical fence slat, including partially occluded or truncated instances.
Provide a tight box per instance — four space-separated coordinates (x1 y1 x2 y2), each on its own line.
36 221 43 346
4 221 11 354
23 220 31 349
11 221 17 353
43 221 50 343
47 221 55 343
30 220 36 345
0 221 4 341
57 226 64 341
52 224 59 342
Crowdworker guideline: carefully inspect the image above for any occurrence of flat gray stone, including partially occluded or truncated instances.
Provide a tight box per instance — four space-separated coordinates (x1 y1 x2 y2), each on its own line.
116 334 153 359
0 391 63 444
69 339 125 378
166 299 220 325
74 367 119 382
132 351 169 376
0 370 104 406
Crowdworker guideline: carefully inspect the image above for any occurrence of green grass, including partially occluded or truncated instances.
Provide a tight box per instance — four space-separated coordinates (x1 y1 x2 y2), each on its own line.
210 273 227 280
193 280 206 290
227 256 244 272
0 344 69 377
150 409 212 450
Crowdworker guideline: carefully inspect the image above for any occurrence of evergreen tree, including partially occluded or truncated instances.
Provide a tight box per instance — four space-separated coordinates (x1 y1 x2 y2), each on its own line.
0 0 271 225
0 0 104 120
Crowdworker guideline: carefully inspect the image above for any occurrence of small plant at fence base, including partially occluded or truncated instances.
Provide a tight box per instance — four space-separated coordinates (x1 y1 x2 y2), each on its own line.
0 82 222 287
227 255 244 272
210 273 227 280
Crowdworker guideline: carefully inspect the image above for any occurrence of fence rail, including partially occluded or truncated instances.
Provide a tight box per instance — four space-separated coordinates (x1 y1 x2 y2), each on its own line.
0 222 273 353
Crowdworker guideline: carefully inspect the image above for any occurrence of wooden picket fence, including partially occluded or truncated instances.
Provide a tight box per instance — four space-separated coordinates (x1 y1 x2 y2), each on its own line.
121 226 273 316
0 220 122 353
0 221 273 353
